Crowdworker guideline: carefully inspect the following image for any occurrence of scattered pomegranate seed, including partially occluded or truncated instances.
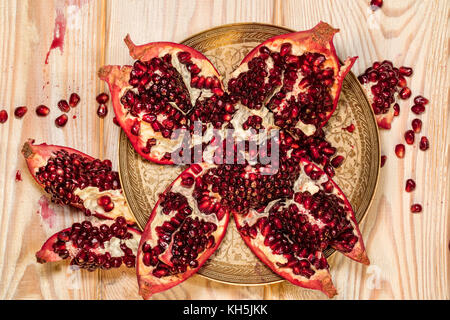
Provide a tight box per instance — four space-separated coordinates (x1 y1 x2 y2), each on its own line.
113 117 120 126
344 123 355 133
36 105 50 117
96 92 109 104
370 0 383 10
393 103 400 116
399 87 412 99
14 106 28 118
55 114 68 127
411 104 425 115
419 136 429 151
410 204 422 213
397 75 407 88
411 119 422 133
404 130 415 145
414 95 429 105
399 66 413 77
57 100 70 112
69 93 80 107
381 155 387 167
0 110 8 123
405 179 416 192
97 104 108 118
395 144 405 158
15 170 22 181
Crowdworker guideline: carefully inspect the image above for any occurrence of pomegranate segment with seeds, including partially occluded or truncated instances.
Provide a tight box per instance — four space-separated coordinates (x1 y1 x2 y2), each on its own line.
99 36 226 164
22 139 135 225
233 159 369 298
137 163 230 299
228 22 357 134
36 217 141 270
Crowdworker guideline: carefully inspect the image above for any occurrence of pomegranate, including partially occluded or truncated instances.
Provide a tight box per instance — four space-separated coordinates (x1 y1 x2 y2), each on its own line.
22 139 135 225
137 163 229 299
358 61 413 129
228 22 357 134
36 217 141 270
99 35 226 164
232 159 369 298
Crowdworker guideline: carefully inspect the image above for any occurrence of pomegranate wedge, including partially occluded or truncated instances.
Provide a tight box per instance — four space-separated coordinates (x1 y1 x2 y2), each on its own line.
233 159 369 297
136 163 229 299
22 139 136 225
99 36 230 164
228 21 357 135
36 217 141 271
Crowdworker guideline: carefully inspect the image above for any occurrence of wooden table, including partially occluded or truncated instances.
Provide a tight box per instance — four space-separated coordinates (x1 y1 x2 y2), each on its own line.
0 0 448 300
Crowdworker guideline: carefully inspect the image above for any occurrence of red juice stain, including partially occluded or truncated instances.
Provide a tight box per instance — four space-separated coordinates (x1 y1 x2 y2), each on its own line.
37 195 56 228
15 170 22 181
45 9 67 64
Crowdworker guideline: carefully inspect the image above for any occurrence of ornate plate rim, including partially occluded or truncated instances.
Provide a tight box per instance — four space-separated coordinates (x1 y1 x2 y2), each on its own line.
117 22 381 286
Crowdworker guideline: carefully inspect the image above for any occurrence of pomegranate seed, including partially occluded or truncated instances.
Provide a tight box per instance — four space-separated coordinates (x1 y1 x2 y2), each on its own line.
399 66 413 77
411 119 422 133
405 179 416 192
344 123 355 133
399 87 412 99
36 105 50 117
395 144 405 158
0 110 8 123
55 114 68 127
410 204 422 213
97 195 112 207
57 100 70 112
393 103 400 116
177 51 191 64
96 93 109 104
414 95 429 105
69 93 80 107
113 117 120 126
381 155 386 167
419 136 429 151
15 170 22 181
370 0 383 10
330 155 344 168
14 106 28 118
280 43 292 56
404 130 415 145
397 75 407 88
411 104 425 115
97 105 108 118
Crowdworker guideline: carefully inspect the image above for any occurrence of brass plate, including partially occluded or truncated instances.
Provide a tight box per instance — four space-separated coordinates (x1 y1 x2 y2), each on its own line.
118 23 380 285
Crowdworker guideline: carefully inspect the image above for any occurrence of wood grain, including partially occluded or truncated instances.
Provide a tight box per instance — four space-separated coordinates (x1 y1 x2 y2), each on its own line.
0 0 448 300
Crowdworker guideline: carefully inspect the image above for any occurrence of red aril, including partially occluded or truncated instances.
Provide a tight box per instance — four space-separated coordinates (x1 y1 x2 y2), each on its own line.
96 92 109 104
404 130 415 145
97 104 108 118
414 95 428 105
36 105 50 117
399 66 413 77
0 110 8 123
411 204 422 213
55 114 68 127
405 179 416 192
69 93 80 107
399 87 412 99
57 100 70 112
381 155 386 167
411 104 425 115
14 106 28 118
395 144 405 158
411 119 422 133
419 136 429 151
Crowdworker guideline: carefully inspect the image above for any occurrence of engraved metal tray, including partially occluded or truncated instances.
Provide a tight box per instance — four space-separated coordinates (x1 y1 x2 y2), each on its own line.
118 23 380 285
